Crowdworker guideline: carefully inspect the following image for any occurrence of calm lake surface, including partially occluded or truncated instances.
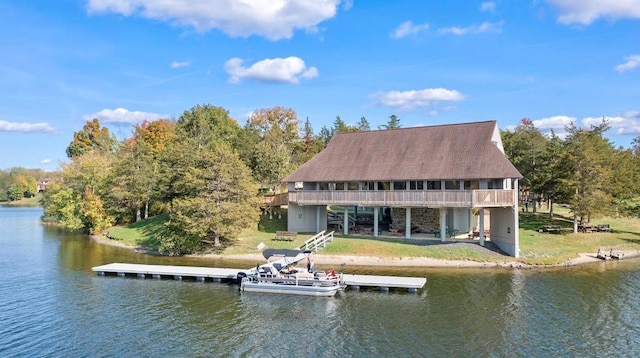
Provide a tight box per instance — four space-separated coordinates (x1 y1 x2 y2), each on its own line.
2 206 640 357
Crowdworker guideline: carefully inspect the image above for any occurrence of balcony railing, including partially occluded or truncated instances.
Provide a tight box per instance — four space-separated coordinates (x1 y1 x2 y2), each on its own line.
287 189 514 208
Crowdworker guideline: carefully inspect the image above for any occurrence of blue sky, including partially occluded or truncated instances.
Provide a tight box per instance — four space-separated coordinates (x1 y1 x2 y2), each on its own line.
1 0 640 170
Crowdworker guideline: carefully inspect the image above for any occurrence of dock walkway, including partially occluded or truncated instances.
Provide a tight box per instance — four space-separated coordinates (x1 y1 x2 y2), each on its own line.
92 263 244 281
92 263 427 292
342 274 426 293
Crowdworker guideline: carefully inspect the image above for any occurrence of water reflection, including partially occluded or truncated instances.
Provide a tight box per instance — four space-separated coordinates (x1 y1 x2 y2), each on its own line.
4 206 640 357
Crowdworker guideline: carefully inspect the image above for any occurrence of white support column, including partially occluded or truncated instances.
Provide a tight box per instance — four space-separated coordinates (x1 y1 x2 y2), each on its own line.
316 206 321 233
343 207 349 236
373 207 379 237
405 208 411 239
479 208 486 246
440 208 447 242
513 179 520 258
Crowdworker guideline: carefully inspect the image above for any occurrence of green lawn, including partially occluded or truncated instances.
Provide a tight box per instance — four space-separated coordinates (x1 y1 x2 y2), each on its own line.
103 206 640 265
0 194 42 206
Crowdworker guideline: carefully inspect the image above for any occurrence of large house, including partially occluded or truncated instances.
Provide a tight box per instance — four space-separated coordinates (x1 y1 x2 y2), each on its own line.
282 120 523 257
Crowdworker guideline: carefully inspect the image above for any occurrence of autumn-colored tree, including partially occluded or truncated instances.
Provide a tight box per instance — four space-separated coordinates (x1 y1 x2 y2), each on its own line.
65 118 117 158
108 119 176 222
57 151 114 231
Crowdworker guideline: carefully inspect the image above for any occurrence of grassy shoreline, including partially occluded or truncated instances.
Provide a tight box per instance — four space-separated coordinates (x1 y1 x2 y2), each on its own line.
0 195 42 206
101 207 640 267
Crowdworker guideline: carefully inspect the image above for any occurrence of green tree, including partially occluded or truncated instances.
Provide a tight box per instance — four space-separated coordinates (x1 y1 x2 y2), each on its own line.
357 116 371 131
161 142 260 254
176 104 241 149
607 147 640 216
7 183 23 201
297 117 324 164
501 118 548 212
379 114 401 130
538 131 568 219
247 107 300 193
318 125 332 146
44 187 84 230
563 120 615 224
24 176 38 197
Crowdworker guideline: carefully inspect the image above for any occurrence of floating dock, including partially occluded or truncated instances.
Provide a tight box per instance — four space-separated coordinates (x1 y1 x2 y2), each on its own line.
92 263 426 293
342 274 426 293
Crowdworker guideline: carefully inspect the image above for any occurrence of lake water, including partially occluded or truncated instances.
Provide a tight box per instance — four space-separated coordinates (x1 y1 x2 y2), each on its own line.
2 206 640 357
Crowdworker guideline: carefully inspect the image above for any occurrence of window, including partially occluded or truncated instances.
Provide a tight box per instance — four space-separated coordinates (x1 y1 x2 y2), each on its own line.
348 182 359 190
393 181 406 190
444 180 458 190
319 182 329 190
464 180 479 190
487 180 502 189
410 181 424 190
378 181 390 190
362 182 375 190
427 181 441 190
335 182 345 190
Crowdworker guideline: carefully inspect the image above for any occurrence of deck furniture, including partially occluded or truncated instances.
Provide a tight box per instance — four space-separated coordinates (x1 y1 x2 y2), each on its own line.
578 224 596 233
388 228 403 237
273 231 297 241
597 247 609 260
360 227 374 235
597 224 612 232
537 225 562 233
433 228 459 238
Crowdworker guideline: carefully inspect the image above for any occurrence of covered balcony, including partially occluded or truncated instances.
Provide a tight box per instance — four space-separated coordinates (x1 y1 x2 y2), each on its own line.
287 189 514 208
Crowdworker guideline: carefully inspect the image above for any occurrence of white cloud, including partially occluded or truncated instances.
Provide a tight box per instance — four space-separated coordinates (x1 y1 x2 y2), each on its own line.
391 21 430 39
171 61 190 69
0 120 54 133
40 159 52 165
545 0 640 25
438 21 504 35
530 112 640 137
372 88 465 110
615 55 640 72
87 0 343 40
533 115 576 131
83 108 166 125
224 56 318 84
480 2 496 12
584 112 640 135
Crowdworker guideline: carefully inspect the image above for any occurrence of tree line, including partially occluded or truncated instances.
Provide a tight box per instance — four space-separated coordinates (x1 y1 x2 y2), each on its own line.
40 104 402 255
0 167 48 202
501 118 640 223
37 106 639 254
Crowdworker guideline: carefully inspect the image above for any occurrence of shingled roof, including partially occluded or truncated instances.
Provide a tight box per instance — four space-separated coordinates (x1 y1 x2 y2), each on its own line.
283 120 522 182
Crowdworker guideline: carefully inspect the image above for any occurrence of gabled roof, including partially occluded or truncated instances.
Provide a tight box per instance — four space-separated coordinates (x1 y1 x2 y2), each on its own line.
283 120 522 182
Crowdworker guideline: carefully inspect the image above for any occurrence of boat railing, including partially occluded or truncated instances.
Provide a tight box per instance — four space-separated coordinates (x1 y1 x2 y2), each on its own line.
296 230 335 252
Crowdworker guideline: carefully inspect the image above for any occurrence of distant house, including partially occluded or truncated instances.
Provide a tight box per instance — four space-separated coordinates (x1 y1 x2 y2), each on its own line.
37 178 58 192
282 120 523 257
